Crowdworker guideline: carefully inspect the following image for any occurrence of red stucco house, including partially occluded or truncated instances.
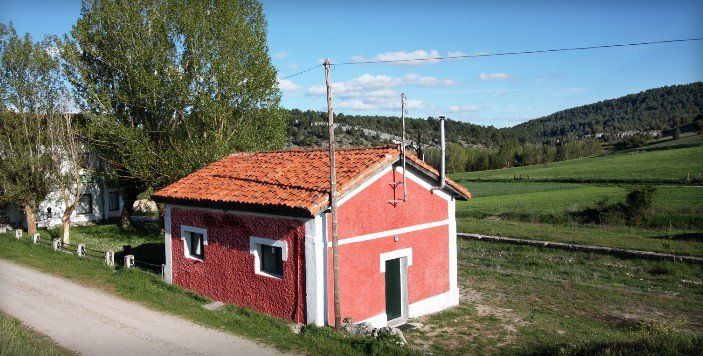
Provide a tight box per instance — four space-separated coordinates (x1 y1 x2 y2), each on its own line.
153 146 471 327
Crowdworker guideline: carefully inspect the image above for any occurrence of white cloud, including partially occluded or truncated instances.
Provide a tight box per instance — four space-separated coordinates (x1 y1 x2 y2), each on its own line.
350 49 441 66
478 73 511 80
277 78 301 91
447 105 481 113
305 73 450 111
447 51 468 57
273 51 288 59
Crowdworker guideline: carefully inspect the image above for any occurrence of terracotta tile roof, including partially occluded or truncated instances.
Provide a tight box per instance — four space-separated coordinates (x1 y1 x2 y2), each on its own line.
153 145 471 216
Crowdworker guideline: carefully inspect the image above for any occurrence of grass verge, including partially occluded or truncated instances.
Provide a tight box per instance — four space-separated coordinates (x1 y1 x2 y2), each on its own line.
0 311 75 356
0 234 413 356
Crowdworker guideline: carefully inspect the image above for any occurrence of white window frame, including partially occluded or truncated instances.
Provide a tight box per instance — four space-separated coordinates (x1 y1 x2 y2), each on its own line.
249 236 288 279
181 225 208 261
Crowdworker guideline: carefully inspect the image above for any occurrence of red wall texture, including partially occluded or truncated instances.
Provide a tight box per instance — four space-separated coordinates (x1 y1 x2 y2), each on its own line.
336 169 448 239
170 208 307 323
327 169 451 323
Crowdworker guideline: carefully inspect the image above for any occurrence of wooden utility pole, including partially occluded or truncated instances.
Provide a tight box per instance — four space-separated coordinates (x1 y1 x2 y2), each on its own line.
324 59 342 330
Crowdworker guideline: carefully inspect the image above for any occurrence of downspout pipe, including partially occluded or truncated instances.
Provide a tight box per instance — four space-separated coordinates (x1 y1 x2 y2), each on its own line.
432 116 446 192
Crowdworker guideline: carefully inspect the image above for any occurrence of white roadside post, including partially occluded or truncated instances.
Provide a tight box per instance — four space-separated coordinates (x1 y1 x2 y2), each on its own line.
32 233 41 244
0 226 6 234
15 230 22 239
52 238 62 251
105 250 115 267
77 244 86 257
124 255 135 268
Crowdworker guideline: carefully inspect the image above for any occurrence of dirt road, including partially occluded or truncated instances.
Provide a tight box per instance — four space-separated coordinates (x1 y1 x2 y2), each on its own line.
0 259 282 356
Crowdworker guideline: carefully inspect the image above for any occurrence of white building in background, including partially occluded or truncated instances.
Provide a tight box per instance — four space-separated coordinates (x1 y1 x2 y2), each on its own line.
1 155 125 229
4 181 124 229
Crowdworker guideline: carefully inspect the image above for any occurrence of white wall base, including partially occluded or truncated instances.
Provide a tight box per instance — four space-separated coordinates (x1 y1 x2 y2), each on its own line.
358 289 459 328
359 312 388 328
408 290 459 318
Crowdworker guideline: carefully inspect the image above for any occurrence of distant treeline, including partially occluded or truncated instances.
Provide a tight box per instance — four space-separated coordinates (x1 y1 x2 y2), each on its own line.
287 82 703 148
422 140 603 174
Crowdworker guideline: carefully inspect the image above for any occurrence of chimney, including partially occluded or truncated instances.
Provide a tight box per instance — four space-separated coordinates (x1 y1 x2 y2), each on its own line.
433 116 446 191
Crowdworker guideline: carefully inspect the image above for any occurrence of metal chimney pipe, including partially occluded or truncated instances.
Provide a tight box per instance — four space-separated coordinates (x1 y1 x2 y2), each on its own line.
433 116 446 191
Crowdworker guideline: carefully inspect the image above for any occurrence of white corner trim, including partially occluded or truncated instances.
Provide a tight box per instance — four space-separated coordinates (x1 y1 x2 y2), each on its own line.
408 290 459 318
359 312 388 328
304 216 325 326
379 248 413 272
330 219 450 246
337 165 393 207
448 199 458 297
164 205 173 283
180 225 208 261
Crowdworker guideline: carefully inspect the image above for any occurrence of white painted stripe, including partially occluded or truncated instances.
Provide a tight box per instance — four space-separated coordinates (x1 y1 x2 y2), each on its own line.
328 219 450 246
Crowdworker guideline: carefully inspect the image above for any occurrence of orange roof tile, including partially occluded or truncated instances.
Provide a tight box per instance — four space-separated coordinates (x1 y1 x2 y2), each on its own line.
153 146 471 216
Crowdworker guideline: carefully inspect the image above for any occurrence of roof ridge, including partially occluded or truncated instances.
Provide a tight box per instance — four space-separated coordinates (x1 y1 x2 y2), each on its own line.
229 145 399 156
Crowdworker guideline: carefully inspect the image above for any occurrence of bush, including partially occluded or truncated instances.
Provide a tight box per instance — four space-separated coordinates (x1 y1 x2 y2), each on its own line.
573 186 657 226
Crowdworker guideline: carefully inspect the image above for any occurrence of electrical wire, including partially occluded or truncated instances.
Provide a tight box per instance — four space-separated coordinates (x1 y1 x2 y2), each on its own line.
278 37 703 79
279 64 323 80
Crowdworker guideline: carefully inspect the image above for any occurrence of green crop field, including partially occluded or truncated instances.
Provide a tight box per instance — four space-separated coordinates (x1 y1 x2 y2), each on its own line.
457 184 702 228
451 145 703 184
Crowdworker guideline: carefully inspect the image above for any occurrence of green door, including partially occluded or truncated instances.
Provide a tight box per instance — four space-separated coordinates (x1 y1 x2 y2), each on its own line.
385 258 402 321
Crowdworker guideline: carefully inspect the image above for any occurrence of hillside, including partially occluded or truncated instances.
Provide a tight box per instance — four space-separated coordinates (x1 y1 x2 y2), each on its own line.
513 82 703 141
287 82 703 147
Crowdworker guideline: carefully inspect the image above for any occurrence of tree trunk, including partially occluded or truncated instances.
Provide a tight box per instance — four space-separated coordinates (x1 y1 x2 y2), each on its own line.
120 189 138 227
62 210 72 244
23 204 37 236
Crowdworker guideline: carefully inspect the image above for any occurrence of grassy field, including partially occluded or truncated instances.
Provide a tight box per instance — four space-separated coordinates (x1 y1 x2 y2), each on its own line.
633 133 703 151
456 184 702 228
458 219 703 256
451 145 703 184
0 232 412 356
406 239 703 354
0 311 74 356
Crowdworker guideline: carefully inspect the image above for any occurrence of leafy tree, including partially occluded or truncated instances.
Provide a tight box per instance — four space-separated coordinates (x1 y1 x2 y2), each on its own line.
48 114 91 243
61 0 284 224
0 23 64 236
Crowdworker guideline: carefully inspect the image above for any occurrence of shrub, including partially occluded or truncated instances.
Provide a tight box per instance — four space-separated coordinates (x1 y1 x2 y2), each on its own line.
573 186 657 226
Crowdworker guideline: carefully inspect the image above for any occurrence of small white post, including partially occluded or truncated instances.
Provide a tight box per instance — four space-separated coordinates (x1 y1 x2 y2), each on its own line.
105 250 115 267
32 233 41 244
52 238 62 251
77 244 86 257
0 226 6 234
124 254 135 268
15 230 22 239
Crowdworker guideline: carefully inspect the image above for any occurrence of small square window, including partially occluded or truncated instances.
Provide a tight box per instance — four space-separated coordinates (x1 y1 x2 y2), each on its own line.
189 232 205 259
250 237 287 279
260 245 283 276
77 194 93 214
181 226 207 261
108 191 119 211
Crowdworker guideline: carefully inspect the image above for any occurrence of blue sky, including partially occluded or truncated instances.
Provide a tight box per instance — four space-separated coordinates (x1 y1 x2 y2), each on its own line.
2 0 702 127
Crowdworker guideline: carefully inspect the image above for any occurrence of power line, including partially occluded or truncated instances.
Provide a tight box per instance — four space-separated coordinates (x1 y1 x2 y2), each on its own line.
279 37 703 79
337 37 703 65
279 64 322 80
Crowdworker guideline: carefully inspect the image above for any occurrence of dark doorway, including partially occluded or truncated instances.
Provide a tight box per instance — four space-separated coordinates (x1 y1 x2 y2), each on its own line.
385 258 402 321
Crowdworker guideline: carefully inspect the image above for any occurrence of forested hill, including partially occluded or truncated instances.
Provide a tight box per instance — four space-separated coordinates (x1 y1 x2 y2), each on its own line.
286 82 703 148
512 82 703 141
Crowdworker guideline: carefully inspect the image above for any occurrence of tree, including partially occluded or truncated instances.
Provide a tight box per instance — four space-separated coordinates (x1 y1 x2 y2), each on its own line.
61 0 285 225
48 114 91 244
0 23 63 236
